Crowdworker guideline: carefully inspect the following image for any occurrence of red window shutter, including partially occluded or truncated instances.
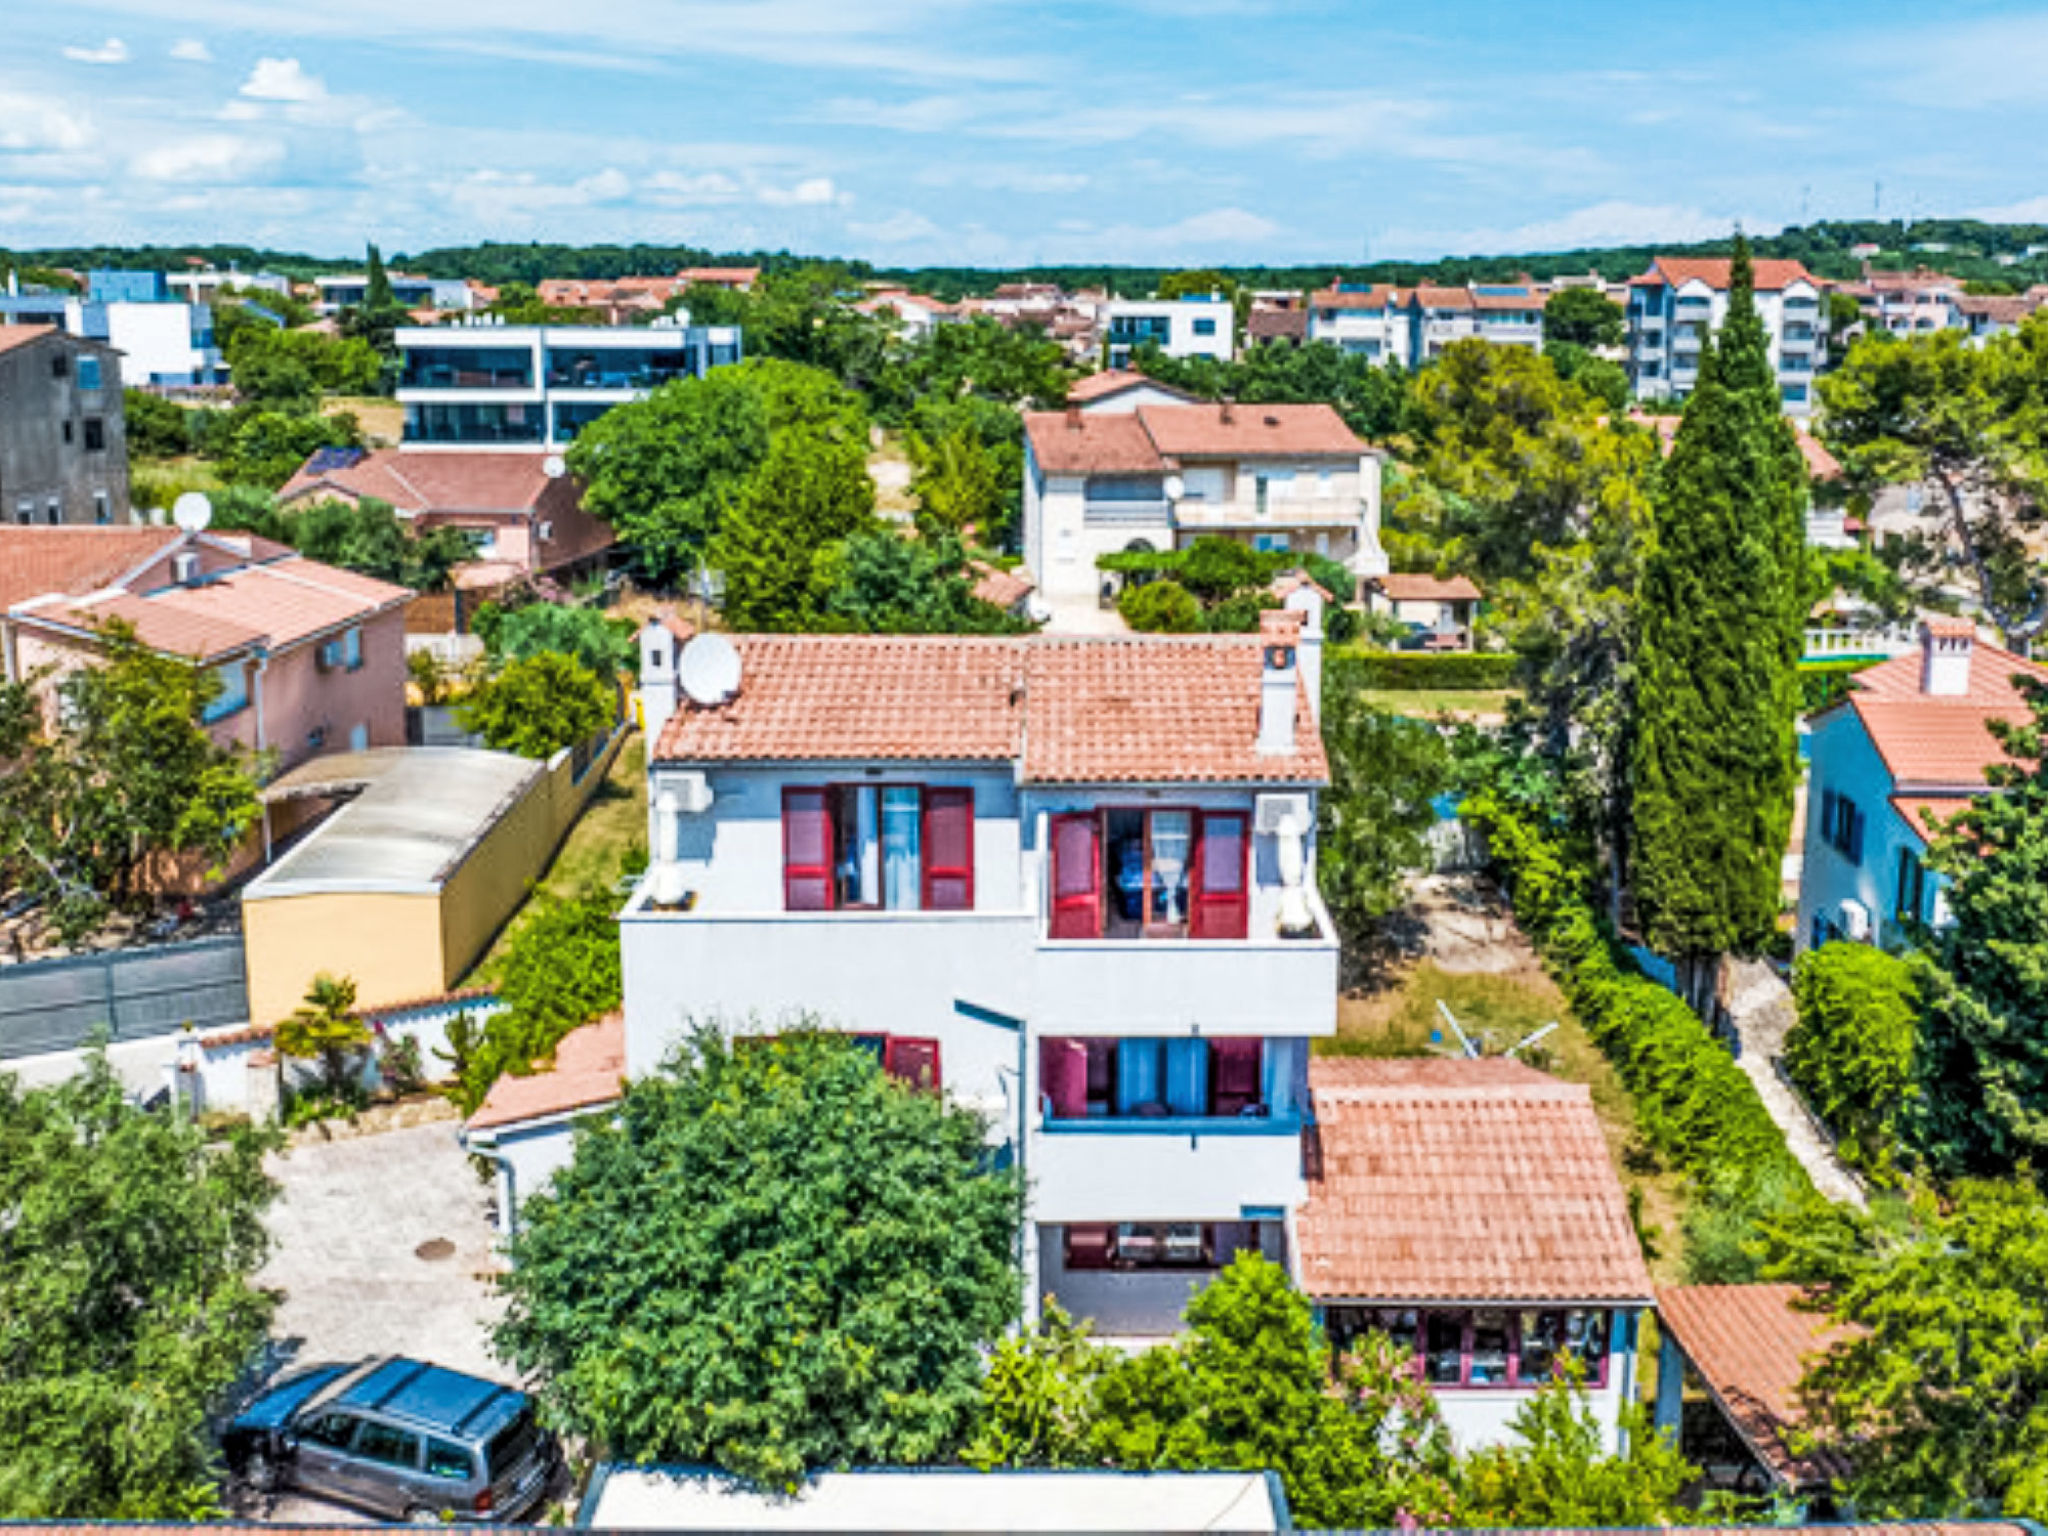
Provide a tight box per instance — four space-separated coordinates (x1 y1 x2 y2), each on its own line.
883 1035 941 1091
1190 813 1249 939
1049 813 1101 939
1063 1224 1114 1271
1039 1038 1088 1119
922 788 974 911
1212 1038 1262 1115
782 788 834 911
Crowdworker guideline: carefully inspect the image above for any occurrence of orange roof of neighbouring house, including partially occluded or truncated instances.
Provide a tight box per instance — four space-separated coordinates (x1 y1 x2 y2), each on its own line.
1309 286 1397 311
278 448 560 515
1025 401 1364 475
467 1012 626 1131
1065 369 1199 405
1656 1284 1856 1488
968 561 1035 610
0 526 182 608
1298 1057 1653 1303
1840 641 2047 789
1370 573 1483 603
1889 794 1976 844
652 634 1327 785
0 322 69 356
1641 257 1820 291
1024 409 1166 475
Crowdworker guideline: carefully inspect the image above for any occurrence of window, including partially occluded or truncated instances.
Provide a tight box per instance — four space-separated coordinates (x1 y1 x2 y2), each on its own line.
1192 317 1217 337
1062 1222 1259 1271
352 1420 422 1469
1049 808 1249 940
343 625 363 670
13 500 29 526
83 418 105 452
782 785 974 912
1895 847 1926 926
856 1034 943 1090
77 356 102 390
1329 1307 1611 1390
424 1438 474 1481
49 353 68 379
44 499 60 526
63 420 74 444
92 490 110 525
203 662 250 723
300 1411 359 1450
1819 788 1865 864
1253 532 1291 553
1040 1034 1288 1121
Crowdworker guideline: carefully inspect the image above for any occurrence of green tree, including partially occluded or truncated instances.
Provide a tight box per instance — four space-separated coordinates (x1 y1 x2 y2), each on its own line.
0 622 264 942
214 408 361 490
708 435 878 631
1819 318 2048 644
1131 338 1406 441
1455 1363 1698 1526
1317 661 1453 948
447 881 628 1115
826 531 1030 635
456 652 615 759
1542 287 1626 349
487 603 637 678
567 359 867 583
1785 943 1920 1180
365 242 394 310
339 242 411 359
1912 679 2048 1173
908 424 1004 537
1118 579 1201 633
964 1302 1111 1470
1630 238 1809 1011
0 1052 278 1517
274 973 371 1098
124 390 195 458
1789 1179 2048 1517
494 1027 1022 1486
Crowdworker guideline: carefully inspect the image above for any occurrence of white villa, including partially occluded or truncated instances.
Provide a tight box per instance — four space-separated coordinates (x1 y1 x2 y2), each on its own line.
1625 257 1826 417
1020 395 1389 608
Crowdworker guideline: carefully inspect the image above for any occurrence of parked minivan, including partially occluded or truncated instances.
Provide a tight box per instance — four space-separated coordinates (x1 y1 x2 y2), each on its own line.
224 1357 560 1521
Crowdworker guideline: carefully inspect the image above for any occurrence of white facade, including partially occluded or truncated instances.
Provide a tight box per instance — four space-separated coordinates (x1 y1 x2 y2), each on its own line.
316 273 475 314
101 302 220 387
1307 291 1408 365
395 321 744 451
1627 264 1826 417
1100 297 1235 367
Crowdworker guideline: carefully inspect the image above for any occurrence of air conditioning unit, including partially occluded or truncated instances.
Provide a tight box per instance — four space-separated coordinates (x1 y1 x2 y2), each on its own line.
1255 792 1311 836
1837 897 1872 943
669 770 714 814
172 551 201 586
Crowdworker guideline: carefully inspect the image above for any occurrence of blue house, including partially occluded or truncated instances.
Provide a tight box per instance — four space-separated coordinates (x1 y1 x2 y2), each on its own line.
1798 618 2044 952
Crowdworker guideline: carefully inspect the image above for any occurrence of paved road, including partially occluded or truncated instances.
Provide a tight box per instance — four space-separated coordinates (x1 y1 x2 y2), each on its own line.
1727 959 1869 1209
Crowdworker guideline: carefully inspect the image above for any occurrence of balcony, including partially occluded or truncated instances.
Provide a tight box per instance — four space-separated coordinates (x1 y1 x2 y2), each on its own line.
1039 1221 1288 1338
1032 1128 1306 1222
1172 497 1363 532
1083 498 1171 528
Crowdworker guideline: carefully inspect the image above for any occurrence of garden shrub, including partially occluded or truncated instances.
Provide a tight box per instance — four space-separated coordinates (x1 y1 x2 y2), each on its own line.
1119 579 1201 634
1786 943 1919 1181
1347 652 1516 690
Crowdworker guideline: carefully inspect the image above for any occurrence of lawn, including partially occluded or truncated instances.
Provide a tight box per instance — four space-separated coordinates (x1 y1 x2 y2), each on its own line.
1327 958 1693 1284
1356 687 1518 720
471 733 648 976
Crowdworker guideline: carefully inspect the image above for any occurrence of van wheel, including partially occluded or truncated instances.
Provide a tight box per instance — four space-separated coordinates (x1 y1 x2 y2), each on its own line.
243 1450 279 1494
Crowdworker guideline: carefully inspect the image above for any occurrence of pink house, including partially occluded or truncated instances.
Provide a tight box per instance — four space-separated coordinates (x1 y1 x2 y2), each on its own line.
0 525 411 777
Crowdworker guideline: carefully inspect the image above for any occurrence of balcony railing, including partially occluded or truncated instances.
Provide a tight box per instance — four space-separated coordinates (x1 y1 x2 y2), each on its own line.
1083 499 1171 527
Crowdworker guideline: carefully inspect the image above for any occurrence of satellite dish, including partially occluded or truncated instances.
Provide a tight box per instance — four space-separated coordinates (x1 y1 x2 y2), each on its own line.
541 454 567 480
171 491 212 533
1164 474 1186 500
679 634 743 707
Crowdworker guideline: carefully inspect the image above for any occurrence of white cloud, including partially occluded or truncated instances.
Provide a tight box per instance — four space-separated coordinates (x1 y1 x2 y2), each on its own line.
131 134 286 183
644 169 744 205
1970 194 2048 222
241 56 326 102
62 38 130 65
170 38 214 62
1374 200 1779 262
759 176 844 206
0 93 94 152
849 210 943 244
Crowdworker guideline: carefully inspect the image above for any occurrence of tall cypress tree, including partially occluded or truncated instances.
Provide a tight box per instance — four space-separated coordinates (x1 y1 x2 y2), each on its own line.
363 241 395 311
1631 238 1808 1010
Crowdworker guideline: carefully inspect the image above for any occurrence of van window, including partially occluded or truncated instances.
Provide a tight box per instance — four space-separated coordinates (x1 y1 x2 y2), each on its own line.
425 1437 475 1480
353 1421 421 1468
486 1410 541 1478
300 1411 359 1450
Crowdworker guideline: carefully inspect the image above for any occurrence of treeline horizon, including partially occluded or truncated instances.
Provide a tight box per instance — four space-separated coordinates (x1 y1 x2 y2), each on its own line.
9 216 2048 298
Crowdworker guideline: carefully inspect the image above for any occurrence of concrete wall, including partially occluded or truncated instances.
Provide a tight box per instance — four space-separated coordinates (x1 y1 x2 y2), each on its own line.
1029 1121 1308 1224
0 330 129 526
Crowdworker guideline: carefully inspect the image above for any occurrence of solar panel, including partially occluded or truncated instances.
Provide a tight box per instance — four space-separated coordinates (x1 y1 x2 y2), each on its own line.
306 446 367 474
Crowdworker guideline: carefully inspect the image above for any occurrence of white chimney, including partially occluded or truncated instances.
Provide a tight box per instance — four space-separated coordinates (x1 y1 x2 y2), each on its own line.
1257 610 1303 756
639 616 682 742
1920 617 1976 697
1281 578 1326 721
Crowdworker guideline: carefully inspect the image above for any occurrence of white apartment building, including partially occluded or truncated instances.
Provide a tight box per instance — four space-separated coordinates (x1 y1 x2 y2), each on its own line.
462 612 1654 1450
1307 283 1544 367
1100 295 1235 368
1306 285 1408 365
315 272 475 315
394 320 743 449
1021 400 1389 606
1626 257 1826 417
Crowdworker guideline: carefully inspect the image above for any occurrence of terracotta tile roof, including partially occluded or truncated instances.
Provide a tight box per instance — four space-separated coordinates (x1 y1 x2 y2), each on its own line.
1412 285 1476 310
1246 308 1308 343
1644 257 1820 291
653 634 1326 784
1022 635 1326 784
1309 286 1396 311
0 527 181 608
1299 1057 1653 1303
1024 409 1164 475
677 266 760 286
1956 293 2041 324
279 448 555 515
0 321 68 356
968 560 1035 610
1370 573 1483 603
1066 369 1197 405
1889 793 1975 844
1469 289 1542 312
1842 641 2047 788
1656 1284 1855 1487
1135 402 1364 459
467 1012 625 1131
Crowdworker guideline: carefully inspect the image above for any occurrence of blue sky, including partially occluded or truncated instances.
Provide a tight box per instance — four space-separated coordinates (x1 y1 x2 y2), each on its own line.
5 0 2048 266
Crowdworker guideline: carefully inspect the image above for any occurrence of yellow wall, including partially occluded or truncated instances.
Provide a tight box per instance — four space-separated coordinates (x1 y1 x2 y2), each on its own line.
244 889 447 1026
242 729 631 1025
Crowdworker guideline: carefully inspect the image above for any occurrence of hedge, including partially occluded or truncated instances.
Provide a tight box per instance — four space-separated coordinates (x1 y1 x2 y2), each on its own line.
1786 943 1919 1181
1347 652 1517 691
1464 793 1813 1200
